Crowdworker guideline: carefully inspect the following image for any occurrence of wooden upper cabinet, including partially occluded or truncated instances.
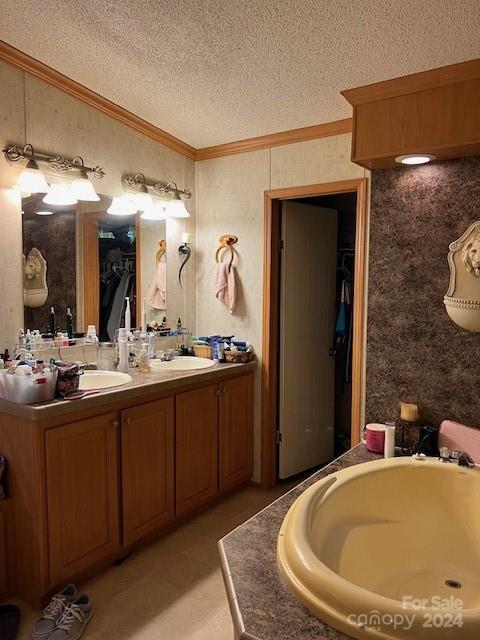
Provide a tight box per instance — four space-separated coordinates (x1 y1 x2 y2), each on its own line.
45 413 120 587
341 59 480 169
175 385 219 516
121 398 174 546
219 374 254 491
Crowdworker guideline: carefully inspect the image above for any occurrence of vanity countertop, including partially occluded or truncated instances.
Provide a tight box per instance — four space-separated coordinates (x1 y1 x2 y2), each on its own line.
0 360 256 421
219 444 379 640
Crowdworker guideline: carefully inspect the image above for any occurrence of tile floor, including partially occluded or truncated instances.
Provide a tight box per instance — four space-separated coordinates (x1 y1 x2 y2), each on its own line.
12 483 293 640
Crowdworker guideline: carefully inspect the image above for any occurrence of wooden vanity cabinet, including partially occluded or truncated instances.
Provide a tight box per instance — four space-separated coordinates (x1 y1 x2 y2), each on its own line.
45 413 120 586
175 384 219 516
121 398 174 546
219 374 254 491
0 368 254 607
175 373 254 514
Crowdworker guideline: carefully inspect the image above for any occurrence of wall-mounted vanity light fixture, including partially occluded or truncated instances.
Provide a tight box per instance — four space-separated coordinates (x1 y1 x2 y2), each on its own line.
120 173 191 219
2 143 105 205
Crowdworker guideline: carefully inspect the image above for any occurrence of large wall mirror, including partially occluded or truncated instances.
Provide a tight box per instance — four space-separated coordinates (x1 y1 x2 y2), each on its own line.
22 194 167 339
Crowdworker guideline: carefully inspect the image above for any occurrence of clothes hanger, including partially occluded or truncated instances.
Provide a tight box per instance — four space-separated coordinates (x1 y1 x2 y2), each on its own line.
215 235 238 270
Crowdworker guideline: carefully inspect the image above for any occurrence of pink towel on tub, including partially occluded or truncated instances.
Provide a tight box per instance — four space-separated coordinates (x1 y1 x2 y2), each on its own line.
438 420 480 464
215 262 236 314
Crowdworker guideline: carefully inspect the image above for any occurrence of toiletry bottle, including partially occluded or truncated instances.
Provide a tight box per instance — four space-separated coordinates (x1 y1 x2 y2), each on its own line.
177 318 182 333
217 341 225 363
3 349 11 367
25 329 32 351
141 298 147 337
117 328 129 373
66 308 74 339
125 297 131 335
49 307 56 335
0 357 4 370
18 329 26 347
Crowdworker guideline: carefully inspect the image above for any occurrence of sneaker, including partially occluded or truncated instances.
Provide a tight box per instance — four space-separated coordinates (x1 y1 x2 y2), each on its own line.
48 594 92 640
32 584 77 639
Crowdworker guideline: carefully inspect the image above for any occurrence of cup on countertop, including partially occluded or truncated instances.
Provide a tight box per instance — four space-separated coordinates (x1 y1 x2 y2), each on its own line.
364 423 396 458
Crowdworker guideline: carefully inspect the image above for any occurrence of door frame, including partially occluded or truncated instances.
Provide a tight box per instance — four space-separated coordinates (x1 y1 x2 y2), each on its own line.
261 178 368 488
83 211 142 331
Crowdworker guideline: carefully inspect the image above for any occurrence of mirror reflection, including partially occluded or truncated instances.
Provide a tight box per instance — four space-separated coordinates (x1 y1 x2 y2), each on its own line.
21 194 166 340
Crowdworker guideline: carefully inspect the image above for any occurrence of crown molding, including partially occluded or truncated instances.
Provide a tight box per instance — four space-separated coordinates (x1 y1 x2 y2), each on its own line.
0 39 353 162
0 40 197 159
196 118 352 160
342 58 480 105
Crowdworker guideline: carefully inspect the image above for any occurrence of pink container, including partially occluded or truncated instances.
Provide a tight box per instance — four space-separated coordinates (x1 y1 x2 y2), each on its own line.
365 423 386 454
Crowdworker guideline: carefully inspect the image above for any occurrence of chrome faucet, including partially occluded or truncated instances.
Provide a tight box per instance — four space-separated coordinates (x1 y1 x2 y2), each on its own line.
439 447 475 468
452 450 475 468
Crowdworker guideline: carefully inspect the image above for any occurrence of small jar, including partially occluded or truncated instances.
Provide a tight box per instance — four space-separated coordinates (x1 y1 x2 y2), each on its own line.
97 342 117 371
133 341 150 372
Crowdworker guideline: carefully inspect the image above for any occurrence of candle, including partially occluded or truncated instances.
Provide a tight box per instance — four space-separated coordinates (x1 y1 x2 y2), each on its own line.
182 232 192 244
399 401 420 423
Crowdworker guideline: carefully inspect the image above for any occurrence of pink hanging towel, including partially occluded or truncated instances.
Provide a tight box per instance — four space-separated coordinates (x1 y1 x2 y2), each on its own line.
215 262 236 314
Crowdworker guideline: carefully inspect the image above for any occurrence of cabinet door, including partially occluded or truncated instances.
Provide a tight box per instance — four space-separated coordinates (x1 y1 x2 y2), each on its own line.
46 413 120 586
121 398 174 546
0 510 7 600
219 374 254 491
175 385 219 516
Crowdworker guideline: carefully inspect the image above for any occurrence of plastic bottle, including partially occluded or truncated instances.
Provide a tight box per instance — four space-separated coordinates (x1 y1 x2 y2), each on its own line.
384 424 396 458
125 298 131 335
117 328 129 373
66 308 74 339
49 307 56 335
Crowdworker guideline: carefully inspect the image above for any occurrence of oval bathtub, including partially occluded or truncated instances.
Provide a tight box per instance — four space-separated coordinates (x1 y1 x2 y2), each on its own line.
277 457 480 639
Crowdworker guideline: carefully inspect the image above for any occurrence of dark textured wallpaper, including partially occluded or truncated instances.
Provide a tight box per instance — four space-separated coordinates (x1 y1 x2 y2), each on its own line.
23 210 76 333
366 156 480 427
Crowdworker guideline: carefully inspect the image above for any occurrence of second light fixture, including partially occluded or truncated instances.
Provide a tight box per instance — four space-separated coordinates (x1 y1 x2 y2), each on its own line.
113 172 191 219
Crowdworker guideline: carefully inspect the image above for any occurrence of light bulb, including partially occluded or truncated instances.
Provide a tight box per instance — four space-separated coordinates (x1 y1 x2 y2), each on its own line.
35 210 55 216
70 176 100 201
167 197 190 218
13 167 50 194
107 196 137 216
395 154 436 165
43 184 78 206
128 191 154 211
140 202 168 220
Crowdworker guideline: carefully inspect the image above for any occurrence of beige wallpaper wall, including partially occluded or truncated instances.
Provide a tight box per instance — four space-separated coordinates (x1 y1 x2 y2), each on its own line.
196 134 367 481
0 60 195 349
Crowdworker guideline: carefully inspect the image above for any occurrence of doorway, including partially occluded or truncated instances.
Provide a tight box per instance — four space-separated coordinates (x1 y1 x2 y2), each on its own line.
261 179 367 488
83 211 142 337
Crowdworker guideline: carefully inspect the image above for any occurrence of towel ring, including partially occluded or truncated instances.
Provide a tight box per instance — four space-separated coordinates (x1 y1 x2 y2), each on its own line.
156 239 166 263
215 235 238 269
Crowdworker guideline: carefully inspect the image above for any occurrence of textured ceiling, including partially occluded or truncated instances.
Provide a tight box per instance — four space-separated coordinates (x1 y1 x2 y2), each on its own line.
1 0 479 148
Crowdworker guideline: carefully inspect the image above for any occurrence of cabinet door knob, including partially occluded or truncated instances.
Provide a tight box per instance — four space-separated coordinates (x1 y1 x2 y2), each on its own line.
112 419 120 428
216 389 222 397
125 417 132 425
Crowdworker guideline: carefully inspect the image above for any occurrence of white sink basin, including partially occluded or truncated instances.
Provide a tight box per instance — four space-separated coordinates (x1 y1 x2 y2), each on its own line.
79 370 132 390
150 356 216 372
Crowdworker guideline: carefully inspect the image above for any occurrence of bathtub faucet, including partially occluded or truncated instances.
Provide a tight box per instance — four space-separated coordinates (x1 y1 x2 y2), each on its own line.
438 448 475 467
